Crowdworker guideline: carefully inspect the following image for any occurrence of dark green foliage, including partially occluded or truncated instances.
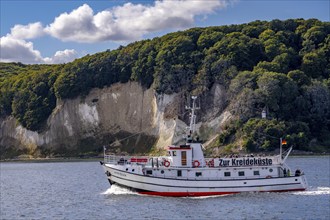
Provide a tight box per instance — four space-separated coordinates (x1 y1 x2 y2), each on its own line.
301 51 328 78
303 82 330 137
241 119 313 151
242 118 286 151
288 70 310 86
0 64 58 130
0 19 329 151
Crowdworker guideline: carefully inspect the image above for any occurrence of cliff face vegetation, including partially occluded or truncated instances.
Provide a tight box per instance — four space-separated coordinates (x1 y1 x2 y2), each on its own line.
1 19 329 158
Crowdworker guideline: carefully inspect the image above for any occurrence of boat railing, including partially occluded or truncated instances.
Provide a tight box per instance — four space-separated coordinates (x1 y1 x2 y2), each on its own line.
104 154 173 166
104 154 150 165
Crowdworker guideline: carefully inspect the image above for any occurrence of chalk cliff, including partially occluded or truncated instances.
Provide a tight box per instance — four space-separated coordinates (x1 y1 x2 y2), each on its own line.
0 82 230 158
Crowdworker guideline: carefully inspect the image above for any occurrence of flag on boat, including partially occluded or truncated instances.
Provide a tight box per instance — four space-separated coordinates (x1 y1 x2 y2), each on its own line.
281 139 287 145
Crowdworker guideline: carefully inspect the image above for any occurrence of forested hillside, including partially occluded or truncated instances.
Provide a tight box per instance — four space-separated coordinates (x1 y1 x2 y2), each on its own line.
1 18 329 152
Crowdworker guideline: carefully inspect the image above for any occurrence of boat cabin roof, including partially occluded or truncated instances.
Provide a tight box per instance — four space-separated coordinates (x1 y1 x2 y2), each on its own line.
167 145 191 150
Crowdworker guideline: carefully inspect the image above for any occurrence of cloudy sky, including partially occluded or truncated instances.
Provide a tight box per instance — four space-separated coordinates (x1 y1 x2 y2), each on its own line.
1 0 329 64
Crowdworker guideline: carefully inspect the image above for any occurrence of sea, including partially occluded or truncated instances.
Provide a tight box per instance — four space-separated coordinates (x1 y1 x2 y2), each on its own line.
0 156 329 220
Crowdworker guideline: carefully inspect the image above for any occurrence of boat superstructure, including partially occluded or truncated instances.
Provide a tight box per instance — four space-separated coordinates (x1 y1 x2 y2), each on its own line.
101 96 307 197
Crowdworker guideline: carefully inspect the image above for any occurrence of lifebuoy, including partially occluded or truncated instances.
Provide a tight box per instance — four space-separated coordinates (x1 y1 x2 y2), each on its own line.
164 160 170 167
193 160 200 167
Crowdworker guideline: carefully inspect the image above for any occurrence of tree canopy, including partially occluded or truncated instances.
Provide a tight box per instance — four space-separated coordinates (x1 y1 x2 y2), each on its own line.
1 18 329 151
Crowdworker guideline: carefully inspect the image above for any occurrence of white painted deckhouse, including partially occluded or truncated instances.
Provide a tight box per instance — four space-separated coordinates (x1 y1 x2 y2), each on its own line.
100 96 308 197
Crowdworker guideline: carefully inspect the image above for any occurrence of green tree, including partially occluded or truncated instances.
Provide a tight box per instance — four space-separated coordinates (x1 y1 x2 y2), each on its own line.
256 72 298 120
304 82 330 137
242 118 286 151
301 50 327 78
197 31 224 49
288 70 310 86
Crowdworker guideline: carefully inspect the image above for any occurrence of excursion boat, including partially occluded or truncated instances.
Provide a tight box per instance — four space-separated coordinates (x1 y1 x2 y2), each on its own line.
100 96 308 197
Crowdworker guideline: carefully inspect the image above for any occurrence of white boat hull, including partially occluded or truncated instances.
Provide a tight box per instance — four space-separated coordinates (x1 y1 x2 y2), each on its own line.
101 97 308 197
103 164 308 197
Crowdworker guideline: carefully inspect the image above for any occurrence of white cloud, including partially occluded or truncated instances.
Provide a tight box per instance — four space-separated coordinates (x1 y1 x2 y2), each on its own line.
10 22 45 39
0 20 78 64
0 35 44 64
0 35 78 64
45 4 99 42
44 49 78 64
0 22 47 64
1 0 228 64
45 0 228 43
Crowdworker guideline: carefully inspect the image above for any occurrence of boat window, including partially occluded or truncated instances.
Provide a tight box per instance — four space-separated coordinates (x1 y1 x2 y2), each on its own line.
238 171 245 176
196 172 202 177
173 151 177 156
269 168 273 172
177 170 182 177
168 151 171 156
146 170 152 175
181 151 187 166
224 172 231 177
161 170 164 174
254 170 260 175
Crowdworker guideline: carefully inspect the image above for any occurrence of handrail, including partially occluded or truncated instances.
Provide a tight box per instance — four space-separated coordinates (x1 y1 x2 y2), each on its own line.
104 154 149 165
104 154 282 168
104 154 172 167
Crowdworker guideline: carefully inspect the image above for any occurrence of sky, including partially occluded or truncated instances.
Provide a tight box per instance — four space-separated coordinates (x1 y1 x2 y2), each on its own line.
0 0 329 64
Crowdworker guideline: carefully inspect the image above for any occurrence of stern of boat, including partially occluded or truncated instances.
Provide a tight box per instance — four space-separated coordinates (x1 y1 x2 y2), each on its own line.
300 174 308 190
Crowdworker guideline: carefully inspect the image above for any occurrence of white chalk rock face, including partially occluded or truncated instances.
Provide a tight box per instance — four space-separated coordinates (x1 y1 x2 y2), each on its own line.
0 82 229 156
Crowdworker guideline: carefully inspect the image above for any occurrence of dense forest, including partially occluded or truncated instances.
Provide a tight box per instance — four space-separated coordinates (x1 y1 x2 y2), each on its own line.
1 18 329 152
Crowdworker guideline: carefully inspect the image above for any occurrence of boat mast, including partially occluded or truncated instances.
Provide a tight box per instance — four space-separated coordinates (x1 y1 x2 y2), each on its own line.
185 96 199 139
280 137 283 161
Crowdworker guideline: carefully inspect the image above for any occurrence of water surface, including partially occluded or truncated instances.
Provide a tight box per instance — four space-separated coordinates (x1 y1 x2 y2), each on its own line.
1 156 329 219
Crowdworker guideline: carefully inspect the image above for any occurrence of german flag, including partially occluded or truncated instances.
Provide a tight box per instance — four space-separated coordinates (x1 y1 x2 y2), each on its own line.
281 139 287 145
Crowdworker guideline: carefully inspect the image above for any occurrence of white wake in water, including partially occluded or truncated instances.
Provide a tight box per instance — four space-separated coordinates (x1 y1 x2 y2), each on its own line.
101 184 137 195
292 187 330 195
